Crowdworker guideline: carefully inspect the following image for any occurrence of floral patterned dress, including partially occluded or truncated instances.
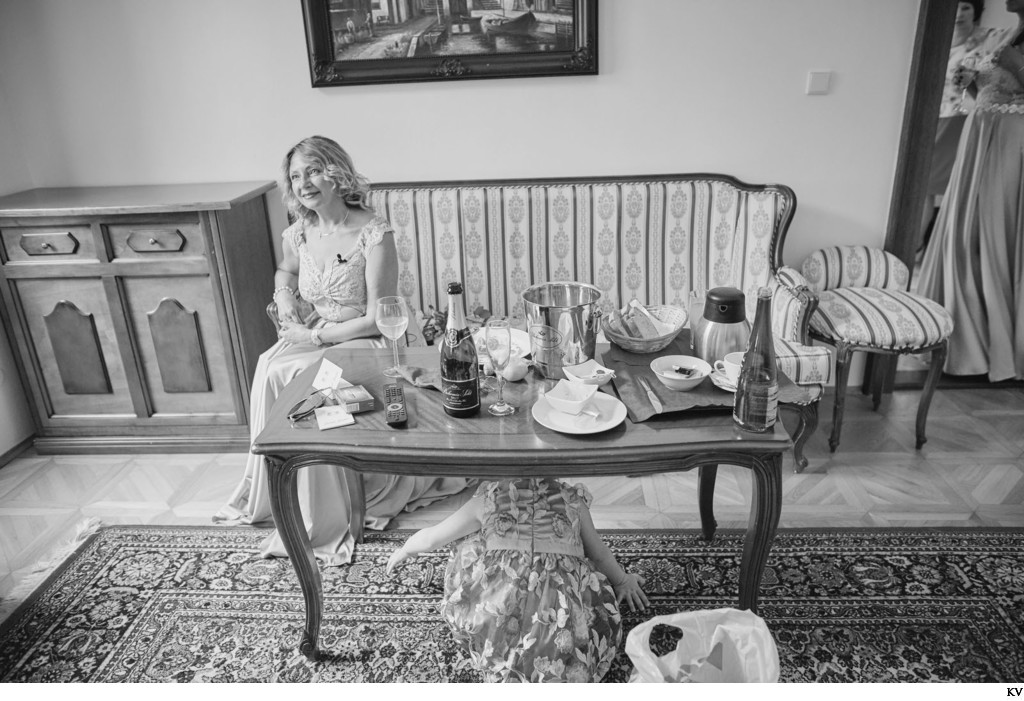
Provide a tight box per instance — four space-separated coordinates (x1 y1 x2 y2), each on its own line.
441 478 622 683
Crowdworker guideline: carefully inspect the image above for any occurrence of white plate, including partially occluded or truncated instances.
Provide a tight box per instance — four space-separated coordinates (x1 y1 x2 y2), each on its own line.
531 392 627 435
439 328 531 359
710 370 737 393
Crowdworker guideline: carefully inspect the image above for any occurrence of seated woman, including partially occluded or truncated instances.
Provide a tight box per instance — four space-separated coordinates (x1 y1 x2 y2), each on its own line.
214 135 468 565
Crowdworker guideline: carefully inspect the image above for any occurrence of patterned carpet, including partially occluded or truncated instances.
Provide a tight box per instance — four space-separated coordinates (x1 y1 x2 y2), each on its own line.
1 526 1021 682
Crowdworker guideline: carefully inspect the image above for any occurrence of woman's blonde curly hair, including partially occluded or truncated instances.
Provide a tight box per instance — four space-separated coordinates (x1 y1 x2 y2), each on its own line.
279 135 371 223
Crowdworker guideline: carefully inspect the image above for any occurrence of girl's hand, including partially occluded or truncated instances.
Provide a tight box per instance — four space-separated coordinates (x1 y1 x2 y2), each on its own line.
278 321 315 345
386 546 414 575
613 573 649 613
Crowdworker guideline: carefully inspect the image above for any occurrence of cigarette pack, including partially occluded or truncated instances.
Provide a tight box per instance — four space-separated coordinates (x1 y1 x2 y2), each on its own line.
332 385 376 414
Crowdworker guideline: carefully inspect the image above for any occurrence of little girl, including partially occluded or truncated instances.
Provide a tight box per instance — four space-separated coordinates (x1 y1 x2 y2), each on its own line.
386 477 648 683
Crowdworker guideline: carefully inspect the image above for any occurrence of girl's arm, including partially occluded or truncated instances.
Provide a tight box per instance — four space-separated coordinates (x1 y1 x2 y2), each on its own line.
386 495 484 574
273 232 303 324
579 506 649 612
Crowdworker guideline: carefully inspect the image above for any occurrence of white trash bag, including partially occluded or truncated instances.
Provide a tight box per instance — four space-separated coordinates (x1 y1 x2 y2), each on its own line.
625 607 780 683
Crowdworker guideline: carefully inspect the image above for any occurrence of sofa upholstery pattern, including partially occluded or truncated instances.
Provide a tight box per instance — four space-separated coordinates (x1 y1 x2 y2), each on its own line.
369 173 831 387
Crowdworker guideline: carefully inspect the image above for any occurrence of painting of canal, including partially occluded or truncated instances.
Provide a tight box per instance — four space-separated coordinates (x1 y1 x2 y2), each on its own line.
328 0 578 61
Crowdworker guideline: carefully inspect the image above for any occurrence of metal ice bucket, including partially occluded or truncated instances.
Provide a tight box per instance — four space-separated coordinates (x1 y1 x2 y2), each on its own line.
521 281 603 379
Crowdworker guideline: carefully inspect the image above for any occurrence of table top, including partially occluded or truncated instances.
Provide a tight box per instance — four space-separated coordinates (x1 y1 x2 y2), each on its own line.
253 345 792 478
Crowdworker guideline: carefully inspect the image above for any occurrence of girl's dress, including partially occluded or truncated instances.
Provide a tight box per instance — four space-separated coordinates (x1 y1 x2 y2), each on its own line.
214 216 467 565
917 28 1024 381
441 478 622 683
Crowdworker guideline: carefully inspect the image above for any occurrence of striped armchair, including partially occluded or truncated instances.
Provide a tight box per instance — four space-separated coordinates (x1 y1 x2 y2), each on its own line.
368 173 830 467
798 246 953 453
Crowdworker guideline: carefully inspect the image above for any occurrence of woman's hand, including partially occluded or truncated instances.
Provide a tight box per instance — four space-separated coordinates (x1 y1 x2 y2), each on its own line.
278 321 315 345
952 64 978 91
276 295 303 324
386 546 414 575
613 572 649 613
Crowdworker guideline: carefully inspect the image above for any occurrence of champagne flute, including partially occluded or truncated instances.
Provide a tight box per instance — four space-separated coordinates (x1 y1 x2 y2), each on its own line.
485 318 515 416
376 296 408 378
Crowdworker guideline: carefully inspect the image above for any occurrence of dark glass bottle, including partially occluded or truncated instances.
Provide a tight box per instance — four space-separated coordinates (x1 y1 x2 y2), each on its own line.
440 281 480 418
733 287 778 432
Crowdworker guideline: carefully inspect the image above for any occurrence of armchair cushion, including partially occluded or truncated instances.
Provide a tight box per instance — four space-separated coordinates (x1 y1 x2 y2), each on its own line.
770 266 832 384
811 287 953 350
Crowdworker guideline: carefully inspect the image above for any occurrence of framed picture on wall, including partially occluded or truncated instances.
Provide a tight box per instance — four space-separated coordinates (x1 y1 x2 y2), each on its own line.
300 0 597 87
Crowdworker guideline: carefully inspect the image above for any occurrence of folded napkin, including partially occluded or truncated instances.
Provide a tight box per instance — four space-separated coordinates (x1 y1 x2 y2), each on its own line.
397 365 444 391
603 335 817 423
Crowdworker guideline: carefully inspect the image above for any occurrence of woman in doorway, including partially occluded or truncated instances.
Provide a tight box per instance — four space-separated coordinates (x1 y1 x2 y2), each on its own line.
917 0 1024 381
919 0 994 251
214 135 467 565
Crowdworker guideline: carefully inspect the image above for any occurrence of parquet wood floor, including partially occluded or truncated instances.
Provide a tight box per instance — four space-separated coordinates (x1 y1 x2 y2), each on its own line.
1 384 1022 601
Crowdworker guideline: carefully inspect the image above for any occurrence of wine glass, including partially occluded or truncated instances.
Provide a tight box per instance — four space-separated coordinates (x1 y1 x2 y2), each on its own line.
376 296 408 378
485 318 516 416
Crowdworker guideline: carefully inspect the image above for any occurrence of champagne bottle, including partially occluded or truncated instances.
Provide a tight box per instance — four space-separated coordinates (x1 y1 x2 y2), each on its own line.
733 287 778 432
440 281 480 418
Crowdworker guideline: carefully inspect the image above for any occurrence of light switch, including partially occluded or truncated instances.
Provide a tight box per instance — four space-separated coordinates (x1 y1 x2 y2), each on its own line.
806 71 832 95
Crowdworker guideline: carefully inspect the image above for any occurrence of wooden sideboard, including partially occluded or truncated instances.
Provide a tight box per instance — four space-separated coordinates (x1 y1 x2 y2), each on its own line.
0 182 278 453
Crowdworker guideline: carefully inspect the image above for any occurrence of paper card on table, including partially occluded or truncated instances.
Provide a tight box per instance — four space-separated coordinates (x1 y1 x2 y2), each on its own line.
314 405 355 430
312 359 345 391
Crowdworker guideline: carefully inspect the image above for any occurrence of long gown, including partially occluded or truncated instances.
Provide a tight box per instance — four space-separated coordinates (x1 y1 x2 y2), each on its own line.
441 479 622 683
916 28 1024 382
214 215 467 565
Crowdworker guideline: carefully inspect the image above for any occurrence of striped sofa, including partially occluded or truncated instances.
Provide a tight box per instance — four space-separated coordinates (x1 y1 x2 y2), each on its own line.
369 173 832 466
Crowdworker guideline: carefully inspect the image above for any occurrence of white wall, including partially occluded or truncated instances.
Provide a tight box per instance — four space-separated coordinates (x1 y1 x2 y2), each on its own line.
0 0 923 453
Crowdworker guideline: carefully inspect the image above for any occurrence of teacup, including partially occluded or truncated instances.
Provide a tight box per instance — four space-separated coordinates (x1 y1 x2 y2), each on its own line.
714 351 744 384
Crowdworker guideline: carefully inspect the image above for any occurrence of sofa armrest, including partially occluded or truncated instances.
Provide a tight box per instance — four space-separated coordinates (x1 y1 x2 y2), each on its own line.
770 266 832 385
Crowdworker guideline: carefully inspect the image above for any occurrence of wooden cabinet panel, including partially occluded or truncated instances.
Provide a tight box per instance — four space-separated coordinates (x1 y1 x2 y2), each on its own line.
14 277 135 418
122 275 239 421
0 182 277 453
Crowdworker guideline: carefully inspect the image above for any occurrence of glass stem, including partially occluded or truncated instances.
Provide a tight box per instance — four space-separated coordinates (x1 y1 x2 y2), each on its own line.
392 339 400 369
497 375 505 404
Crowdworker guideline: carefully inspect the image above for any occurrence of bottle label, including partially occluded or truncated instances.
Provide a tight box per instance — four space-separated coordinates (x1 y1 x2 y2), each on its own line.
733 383 778 430
442 378 479 411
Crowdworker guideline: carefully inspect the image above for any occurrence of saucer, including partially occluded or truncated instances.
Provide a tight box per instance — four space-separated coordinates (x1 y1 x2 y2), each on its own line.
531 392 627 435
710 370 738 393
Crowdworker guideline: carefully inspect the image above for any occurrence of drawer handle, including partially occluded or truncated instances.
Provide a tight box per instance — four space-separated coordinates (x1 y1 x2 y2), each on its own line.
149 238 158 245
126 229 185 253
41 242 53 249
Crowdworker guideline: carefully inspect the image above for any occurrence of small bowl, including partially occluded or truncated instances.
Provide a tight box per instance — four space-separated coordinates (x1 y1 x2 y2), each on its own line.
562 359 616 386
544 379 599 415
650 355 712 391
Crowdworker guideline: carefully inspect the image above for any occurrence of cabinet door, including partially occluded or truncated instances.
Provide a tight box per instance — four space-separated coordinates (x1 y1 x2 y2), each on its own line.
121 275 242 424
14 278 136 419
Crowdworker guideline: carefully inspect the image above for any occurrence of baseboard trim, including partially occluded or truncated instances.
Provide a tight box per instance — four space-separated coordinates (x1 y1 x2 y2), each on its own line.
32 435 250 455
0 435 35 467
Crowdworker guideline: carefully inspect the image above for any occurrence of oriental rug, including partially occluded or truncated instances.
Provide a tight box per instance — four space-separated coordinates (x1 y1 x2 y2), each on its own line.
0 526 1021 683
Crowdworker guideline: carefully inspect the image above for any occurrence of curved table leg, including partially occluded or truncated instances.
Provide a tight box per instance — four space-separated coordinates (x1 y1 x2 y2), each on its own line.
789 401 819 473
267 454 323 662
738 452 783 613
698 465 718 541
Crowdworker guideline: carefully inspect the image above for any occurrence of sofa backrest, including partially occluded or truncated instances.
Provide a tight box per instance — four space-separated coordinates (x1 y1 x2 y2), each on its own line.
369 173 796 320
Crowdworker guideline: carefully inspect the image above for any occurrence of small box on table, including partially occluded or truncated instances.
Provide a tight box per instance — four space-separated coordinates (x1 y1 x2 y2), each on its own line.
332 385 376 414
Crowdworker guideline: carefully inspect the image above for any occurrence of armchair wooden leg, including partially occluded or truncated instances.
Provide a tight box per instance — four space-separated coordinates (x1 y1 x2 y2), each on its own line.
829 344 854 453
789 401 818 473
916 341 947 449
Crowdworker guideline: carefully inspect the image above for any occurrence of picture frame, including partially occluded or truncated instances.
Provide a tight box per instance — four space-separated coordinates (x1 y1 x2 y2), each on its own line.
300 0 597 87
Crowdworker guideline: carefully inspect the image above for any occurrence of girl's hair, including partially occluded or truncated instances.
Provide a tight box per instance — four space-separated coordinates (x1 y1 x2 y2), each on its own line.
964 0 984 22
279 135 372 223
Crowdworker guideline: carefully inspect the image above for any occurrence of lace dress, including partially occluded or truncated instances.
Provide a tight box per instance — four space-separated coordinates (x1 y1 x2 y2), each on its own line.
215 216 467 565
917 27 1024 381
441 479 622 683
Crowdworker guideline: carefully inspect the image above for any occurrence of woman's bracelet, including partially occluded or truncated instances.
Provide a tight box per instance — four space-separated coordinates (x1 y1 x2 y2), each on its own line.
273 286 296 299
310 328 324 346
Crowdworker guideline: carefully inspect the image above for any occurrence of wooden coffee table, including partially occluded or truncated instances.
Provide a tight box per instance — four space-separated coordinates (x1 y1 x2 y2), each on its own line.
253 346 790 661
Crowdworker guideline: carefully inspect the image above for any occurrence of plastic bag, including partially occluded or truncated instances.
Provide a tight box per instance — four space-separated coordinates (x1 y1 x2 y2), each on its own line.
625 607 780 683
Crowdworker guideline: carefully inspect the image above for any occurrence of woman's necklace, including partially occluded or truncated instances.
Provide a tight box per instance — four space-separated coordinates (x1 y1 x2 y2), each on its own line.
317 207 351 239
